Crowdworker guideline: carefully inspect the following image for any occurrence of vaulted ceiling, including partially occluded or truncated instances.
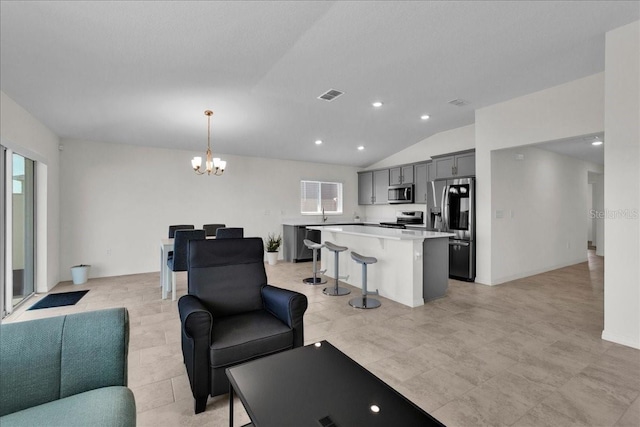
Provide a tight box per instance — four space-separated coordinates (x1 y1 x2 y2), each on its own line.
1 1 637 167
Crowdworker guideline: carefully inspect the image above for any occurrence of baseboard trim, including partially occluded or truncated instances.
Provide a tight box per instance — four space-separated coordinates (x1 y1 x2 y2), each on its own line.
602 330 640 349
492 257 588 285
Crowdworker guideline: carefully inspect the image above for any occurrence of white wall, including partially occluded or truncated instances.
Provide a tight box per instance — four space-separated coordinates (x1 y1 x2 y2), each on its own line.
1 91 60 292
591 173 605 256
602 21 640 349
491 146 602 284
362 124 475 222
475 73 605 285
59 139 359 279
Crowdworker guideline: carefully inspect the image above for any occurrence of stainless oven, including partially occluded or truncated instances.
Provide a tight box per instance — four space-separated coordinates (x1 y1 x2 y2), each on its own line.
388 184 414 204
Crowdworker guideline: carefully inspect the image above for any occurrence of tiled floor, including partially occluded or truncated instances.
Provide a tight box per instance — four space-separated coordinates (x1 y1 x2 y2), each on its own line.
5 250 639 426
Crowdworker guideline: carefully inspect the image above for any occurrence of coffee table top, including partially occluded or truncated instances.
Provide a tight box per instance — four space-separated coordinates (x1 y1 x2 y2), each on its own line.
226 340 444 427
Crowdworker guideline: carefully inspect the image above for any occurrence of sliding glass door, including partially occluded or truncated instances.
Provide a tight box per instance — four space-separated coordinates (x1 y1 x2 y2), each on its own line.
1 148 36 316
11 153 36 308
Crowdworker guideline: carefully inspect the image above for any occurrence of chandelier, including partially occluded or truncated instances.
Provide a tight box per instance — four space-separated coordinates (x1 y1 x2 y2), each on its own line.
191 110 226 176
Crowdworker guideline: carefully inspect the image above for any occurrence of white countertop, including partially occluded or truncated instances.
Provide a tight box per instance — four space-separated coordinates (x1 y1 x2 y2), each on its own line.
307 225 454 241
282 219 359 226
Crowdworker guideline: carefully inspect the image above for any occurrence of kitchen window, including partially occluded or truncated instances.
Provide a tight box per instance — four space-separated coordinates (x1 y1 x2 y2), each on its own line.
300 180 343 215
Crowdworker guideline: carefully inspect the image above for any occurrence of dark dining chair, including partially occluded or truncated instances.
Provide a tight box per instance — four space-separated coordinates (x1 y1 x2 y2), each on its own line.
166 229 206 300
168 224 195 238
202 223 226 237
178 238 308 413
167 225 195 258
215 227 244 239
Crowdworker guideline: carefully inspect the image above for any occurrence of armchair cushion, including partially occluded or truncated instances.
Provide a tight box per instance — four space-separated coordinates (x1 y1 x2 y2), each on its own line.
209 310 293 368
0 386 135 427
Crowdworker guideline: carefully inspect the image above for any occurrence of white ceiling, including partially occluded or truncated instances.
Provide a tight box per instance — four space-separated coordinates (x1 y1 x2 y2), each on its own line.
536 132 605 165
1 1 637 167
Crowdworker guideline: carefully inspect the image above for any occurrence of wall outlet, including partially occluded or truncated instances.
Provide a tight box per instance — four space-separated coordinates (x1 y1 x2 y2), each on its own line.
106 249 111 255
264 210 270 216
495 210 504 219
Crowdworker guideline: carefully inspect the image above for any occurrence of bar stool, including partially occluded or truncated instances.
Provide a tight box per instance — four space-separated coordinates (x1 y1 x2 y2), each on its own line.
303 239 326 285
323 241 351 296
349 251 381 309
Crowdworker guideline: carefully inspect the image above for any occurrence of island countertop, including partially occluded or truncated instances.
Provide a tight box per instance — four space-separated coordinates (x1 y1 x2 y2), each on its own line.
307 225 454 241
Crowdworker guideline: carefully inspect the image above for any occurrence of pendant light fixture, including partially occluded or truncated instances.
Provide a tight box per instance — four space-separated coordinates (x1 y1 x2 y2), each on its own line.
191 110 226 176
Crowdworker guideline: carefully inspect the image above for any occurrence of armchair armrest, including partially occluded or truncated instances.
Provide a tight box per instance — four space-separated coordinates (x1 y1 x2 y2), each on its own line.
178 295 213 410
261 285 308 347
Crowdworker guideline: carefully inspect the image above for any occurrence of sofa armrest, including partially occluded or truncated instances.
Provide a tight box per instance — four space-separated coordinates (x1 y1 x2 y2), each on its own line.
261 285 308 347
178 295 213 410
0 308 129 417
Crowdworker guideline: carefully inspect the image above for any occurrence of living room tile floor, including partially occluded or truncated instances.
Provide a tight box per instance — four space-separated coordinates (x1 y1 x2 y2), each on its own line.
5 249 639 426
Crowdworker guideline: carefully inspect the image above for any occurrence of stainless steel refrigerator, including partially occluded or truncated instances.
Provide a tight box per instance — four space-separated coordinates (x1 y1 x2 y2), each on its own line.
426 177 476 281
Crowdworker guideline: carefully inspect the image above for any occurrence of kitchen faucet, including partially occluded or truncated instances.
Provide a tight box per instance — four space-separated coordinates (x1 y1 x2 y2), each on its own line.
322 207 328 223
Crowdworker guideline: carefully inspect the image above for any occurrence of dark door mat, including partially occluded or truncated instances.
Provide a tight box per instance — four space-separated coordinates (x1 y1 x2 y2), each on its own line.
28 290 89 310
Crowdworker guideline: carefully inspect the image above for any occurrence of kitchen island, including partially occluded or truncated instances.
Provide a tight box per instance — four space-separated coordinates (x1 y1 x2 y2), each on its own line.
307 225 454 307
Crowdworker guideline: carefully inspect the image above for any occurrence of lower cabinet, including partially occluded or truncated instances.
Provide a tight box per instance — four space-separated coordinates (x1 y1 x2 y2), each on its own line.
283 225 321 262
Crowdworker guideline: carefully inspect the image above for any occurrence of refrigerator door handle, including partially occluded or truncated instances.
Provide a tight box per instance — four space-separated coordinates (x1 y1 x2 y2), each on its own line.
442 185 449 230
449 240 470 247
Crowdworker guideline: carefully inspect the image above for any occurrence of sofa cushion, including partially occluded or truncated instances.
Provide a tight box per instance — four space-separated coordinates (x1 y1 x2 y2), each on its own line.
0 386 136 427
210 310 293 368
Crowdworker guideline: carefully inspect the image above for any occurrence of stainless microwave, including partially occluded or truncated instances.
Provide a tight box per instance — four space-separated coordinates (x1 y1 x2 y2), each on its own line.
388 184 414 204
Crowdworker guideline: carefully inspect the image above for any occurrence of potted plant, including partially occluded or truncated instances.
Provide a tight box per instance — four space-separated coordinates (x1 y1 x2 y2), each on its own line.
70 264 91 285
264 233 282 265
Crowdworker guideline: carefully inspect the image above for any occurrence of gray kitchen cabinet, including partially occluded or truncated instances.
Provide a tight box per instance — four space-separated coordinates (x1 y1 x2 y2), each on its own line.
389 165 414 185
414 161 431 204
283 225 321 262
358 169 389 205
432 150 475 179
373 169 389 204
358 171 374 205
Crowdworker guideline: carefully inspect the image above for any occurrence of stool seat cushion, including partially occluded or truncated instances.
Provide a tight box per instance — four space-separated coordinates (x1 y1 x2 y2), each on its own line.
351 251 377 264
303 239 324 250
324 241 347 252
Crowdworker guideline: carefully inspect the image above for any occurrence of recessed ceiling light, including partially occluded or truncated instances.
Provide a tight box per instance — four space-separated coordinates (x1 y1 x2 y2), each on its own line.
372 101 383 108
357 146 365 151
420 114 430 120
315 140 323 145
592 140 603 146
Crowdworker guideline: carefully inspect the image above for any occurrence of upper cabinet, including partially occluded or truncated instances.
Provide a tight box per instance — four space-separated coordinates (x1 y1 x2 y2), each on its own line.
413 161 431 204
358 169 390 205
432 149 475 179
358 171 374 205
389 165 414 185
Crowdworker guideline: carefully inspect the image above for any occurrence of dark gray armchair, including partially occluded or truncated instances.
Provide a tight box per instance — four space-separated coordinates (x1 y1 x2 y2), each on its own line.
178 238 308 414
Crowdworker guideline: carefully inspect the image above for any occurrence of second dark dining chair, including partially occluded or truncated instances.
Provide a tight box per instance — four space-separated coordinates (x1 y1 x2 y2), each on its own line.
166 229 206 300
215 227 244 239
168 224 195 238
202 223 226 237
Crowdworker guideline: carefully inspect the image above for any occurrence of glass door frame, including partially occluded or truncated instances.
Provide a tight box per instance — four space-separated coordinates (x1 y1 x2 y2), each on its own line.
1 143 40 318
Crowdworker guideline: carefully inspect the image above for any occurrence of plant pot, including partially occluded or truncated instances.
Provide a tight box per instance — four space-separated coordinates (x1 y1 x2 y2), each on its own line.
71 265 91 285
266 252 278 266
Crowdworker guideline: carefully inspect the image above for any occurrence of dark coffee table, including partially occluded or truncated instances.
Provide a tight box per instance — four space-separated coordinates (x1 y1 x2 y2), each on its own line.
226 340 445 427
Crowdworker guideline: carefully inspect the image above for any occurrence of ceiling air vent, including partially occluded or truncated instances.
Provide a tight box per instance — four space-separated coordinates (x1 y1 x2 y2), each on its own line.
318 89 344 102
448 98 470 107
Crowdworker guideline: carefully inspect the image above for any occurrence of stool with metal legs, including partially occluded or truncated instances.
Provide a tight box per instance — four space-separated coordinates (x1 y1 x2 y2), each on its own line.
349 251 381 309
323 241 351 296
303 239 326 285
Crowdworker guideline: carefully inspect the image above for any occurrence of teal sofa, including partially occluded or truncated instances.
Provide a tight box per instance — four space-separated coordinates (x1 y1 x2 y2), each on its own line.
0 308 136 426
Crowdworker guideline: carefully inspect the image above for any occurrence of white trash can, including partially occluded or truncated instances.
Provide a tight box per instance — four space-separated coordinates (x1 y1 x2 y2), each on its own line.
70 264 91 285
